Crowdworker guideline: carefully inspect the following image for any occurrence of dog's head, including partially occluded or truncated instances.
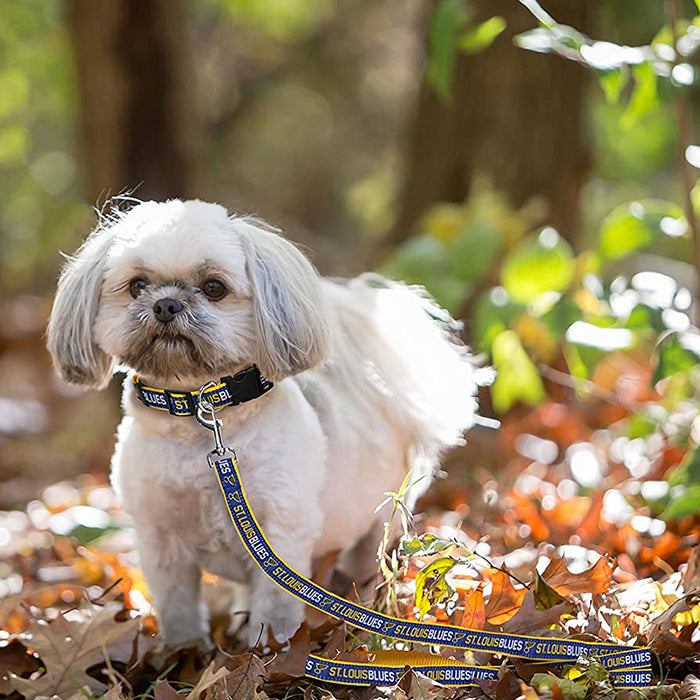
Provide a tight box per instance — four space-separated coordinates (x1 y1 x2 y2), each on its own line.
47 199 331 387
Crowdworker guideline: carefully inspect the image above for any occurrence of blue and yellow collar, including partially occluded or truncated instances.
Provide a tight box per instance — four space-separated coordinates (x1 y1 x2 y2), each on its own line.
132 365 273 417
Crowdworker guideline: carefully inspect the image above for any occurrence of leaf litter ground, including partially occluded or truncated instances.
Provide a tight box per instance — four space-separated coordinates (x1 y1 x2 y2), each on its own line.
5 378 700 699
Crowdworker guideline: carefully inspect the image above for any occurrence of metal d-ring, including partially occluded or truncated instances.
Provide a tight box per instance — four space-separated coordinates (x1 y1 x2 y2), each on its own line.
196 381 228 456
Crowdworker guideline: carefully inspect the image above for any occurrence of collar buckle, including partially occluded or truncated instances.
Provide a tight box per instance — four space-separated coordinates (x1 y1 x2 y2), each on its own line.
223 365 271 404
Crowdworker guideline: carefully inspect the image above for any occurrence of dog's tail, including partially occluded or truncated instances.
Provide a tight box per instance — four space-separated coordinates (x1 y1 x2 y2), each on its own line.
324 273 478 481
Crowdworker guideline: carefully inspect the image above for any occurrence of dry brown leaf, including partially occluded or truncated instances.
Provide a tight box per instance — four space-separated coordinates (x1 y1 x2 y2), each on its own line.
496 591 569 636
212 653 266 700
265 623 312 682
154 679 183 700
185 660 229 700
8 604 139 699
542 556 613 595
0 639 41 694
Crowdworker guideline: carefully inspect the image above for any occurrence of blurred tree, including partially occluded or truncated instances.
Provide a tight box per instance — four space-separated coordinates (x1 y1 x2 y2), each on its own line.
378 0 593 260
69 0 201 201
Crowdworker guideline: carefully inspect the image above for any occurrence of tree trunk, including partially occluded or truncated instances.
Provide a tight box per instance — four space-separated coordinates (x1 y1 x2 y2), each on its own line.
69 0 200 203
377 0 592 261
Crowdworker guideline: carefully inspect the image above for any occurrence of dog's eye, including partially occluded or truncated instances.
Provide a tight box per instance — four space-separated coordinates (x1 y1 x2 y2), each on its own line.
201 279 227 301
129 278 148 298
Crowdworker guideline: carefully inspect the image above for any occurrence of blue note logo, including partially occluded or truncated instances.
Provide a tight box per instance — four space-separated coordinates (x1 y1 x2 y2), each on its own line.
314 662 329 675
382 622 396 634
524 641 536 654
265 557 279 568
453 632 466 643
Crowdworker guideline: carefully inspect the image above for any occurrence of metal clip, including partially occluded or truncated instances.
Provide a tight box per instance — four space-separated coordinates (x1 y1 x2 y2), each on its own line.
196 381 231 459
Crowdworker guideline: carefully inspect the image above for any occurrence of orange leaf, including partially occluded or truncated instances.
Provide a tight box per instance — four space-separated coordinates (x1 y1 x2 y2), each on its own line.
484 568 526 625
510 491 550 542
461 585 486 630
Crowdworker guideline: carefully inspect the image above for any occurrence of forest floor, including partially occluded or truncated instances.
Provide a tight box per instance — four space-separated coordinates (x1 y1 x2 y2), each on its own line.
2 313 700 699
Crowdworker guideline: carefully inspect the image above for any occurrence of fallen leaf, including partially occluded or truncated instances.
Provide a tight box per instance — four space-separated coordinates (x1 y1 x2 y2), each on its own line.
542 556 613 595
9 604 139 698
460 585 486 630
533 571 568 610
154 680 182 700
265 623 312 682
497 591 570 635
485 568 526 625
185 660 229 700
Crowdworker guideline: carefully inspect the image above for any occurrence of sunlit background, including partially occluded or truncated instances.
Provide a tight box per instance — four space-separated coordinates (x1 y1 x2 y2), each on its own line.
4 0 700 604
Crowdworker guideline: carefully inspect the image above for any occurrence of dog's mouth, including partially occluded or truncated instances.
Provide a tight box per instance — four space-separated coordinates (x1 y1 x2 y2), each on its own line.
151 333 194 348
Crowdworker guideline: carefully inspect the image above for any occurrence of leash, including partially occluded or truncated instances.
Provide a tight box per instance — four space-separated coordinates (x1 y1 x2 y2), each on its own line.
191 392 654 690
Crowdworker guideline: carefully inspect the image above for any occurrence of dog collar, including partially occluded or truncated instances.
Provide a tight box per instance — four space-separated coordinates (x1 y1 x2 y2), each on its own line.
132 364 273 417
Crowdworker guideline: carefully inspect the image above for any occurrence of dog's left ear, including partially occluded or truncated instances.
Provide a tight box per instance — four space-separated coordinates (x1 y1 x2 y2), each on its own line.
236 219 331 378
47 224 116 389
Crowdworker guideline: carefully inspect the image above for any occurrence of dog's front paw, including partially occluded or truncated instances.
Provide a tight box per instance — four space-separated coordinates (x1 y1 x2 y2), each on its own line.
248 591 304 648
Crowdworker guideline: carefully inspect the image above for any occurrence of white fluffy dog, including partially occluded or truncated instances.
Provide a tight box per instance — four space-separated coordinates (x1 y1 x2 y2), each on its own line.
47 199 477 648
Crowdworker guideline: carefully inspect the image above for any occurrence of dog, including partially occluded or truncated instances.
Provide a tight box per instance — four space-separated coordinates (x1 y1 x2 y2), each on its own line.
47 199 477 648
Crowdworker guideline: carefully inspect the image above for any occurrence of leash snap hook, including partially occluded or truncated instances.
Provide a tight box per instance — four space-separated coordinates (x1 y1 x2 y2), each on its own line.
196 381 230 458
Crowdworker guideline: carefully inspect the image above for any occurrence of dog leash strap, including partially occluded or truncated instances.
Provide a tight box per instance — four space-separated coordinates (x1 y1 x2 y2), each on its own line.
133 365 273 416
304 653 653 689
209 453 653 688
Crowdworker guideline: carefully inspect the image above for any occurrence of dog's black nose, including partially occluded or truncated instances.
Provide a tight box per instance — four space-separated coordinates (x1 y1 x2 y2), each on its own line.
153 298 183 324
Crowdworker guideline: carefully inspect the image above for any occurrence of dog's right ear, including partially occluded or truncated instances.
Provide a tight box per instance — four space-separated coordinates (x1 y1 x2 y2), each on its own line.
47 224 116 389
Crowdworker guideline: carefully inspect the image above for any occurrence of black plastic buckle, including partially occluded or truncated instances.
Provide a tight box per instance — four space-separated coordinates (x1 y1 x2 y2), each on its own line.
223 365 272 405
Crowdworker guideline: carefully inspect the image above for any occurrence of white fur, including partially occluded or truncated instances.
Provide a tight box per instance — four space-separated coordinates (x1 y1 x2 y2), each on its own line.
47 199 477 647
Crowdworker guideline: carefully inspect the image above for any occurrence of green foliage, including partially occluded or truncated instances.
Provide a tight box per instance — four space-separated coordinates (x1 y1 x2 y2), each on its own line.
427 0 470 102
458 16 506 55
426 0 507 101
598 201 686 261
491 330 545 413
501 229 574 303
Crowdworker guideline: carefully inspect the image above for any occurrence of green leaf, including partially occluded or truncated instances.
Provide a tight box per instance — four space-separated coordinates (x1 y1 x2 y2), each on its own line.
662 485 700 520
653 332 700 383
382 236 447 282
426 0 469 102
501 229 575 303
400 533 456 556
447 219 503 281
542 298 582 338
622 61 658 128
458 16 506 55
490 330 546 413
473 290 521 351
599 67 628 105
68 523 121 546
598 200 685 262
627 412 657 440
414 556 456 617
667 444 700 487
